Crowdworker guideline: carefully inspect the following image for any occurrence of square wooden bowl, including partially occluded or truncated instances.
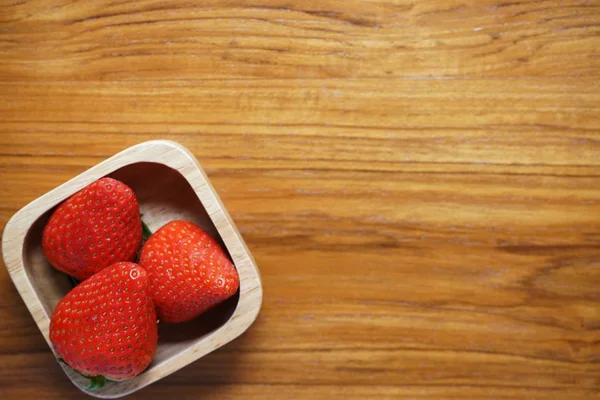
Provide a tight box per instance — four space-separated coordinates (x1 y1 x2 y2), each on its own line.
1 140 263 398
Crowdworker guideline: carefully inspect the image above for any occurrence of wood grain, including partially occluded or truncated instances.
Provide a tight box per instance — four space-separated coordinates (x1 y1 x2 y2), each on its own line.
0 0 599 80
1 0 599 399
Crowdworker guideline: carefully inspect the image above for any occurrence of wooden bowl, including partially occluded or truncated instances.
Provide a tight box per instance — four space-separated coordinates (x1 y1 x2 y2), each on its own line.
1 140 263 398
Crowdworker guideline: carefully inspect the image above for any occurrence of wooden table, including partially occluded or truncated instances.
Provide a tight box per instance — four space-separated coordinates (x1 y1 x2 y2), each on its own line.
1 1 599 399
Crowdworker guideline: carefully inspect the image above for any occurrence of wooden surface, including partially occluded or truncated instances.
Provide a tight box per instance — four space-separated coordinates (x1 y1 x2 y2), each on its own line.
0 1 599 399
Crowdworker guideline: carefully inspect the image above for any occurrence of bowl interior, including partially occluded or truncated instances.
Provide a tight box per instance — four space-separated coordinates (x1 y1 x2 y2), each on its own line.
22 161 240 371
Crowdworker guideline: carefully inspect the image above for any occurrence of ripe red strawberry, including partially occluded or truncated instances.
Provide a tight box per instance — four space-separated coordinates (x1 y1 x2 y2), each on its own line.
42 177 142 281
138 220 239 323
50 262 158 382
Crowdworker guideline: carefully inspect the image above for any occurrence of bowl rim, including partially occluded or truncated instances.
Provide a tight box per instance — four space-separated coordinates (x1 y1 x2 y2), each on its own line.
1 139 263 398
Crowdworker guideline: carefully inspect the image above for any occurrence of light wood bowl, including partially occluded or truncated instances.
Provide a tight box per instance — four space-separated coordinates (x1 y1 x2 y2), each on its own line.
1 140 263 398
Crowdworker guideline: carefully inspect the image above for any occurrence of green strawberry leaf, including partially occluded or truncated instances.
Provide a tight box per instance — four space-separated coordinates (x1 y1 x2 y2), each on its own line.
142 219 152 242
67 275 80 288
57 358 108 390
87 375 106 390
136 219 152 263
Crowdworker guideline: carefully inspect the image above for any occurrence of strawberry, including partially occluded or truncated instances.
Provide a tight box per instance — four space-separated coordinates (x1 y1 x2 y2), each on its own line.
42 177 142 281
138 220 240 323
49 262 158 382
